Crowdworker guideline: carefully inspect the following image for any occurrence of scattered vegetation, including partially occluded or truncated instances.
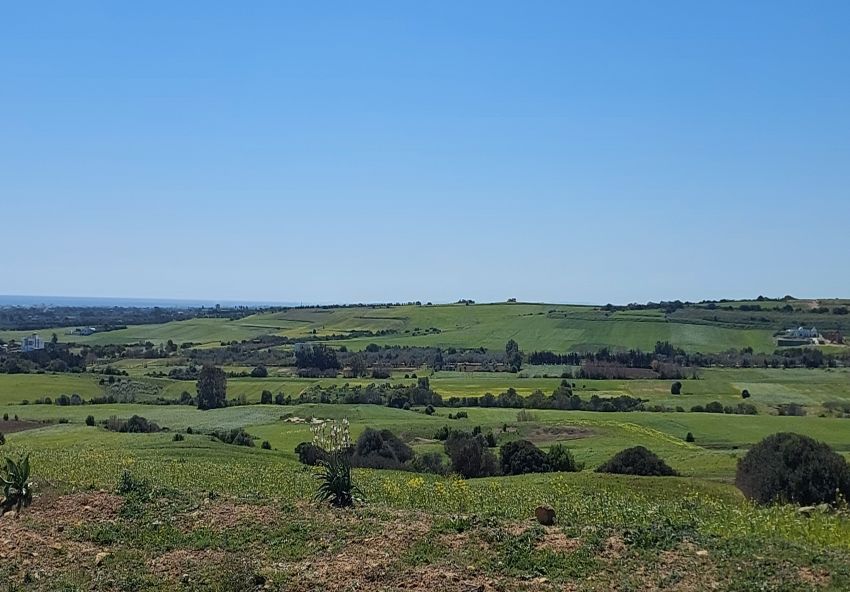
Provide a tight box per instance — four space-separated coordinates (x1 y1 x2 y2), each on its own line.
736 432 850 505
597 446 678 477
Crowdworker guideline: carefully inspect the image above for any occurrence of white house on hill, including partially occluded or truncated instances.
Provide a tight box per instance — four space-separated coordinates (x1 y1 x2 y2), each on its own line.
786 326 818 339
21 333 45 352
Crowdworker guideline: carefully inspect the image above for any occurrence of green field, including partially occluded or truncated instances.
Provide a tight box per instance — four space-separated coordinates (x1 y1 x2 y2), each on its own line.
0 302 782 352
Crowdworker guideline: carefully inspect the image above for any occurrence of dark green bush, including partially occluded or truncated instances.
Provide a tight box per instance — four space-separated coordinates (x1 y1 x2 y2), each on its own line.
444 432 499 478
685 432 695 442
352 428 413 469
736 432 850 505
85 415 95 427
410 451 448 475
671 381 682 395
173 433 185 442
212 428 254 447
295 442 329 466
597 446 677 476
260 390 273 404
261 440 272 450
500 440 550 475
547 443 581 472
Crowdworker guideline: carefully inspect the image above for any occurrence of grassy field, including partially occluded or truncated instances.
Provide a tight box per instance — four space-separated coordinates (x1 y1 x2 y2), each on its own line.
3 404 850 590
0 302 782 352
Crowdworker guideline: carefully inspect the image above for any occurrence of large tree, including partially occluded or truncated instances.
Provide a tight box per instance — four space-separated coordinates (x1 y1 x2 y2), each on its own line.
196 365 227 410
505 339 522 372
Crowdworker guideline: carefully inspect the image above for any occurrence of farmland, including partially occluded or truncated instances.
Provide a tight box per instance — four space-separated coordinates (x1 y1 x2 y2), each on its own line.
2 299 850 590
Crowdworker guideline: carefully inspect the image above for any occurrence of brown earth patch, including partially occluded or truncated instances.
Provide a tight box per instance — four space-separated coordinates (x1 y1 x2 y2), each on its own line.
25 491 123 529
180 499 281 532
148 549 231 580
798 566 831 587
0 420 44 434
526 426 594 443
536 530 582 554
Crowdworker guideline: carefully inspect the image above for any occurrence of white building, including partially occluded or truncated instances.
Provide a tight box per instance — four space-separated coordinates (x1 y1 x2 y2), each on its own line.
21 333 45 352
786 326 818 339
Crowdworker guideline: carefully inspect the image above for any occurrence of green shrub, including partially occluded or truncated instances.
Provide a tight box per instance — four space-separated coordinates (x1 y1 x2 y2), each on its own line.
547 443 581 472
516 409 537 422
597 446 678 477
261 440 272 450
85 415 95 427
424 405 435 415
685 432 695 443
0 433 4 446
295 442 329 466
1 456 33 515
444 432 499 478
172 433 185 442
736 432 850 505
671 381 682 395
105 415 161 433
260 390 273 404
211 428 254 447
2 414 7 421
352 428 413 469
410 452 448 475
500 440 550 475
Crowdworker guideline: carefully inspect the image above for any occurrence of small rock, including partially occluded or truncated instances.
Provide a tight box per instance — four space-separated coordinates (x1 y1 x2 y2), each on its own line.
535 505 557 526
95 552 110 566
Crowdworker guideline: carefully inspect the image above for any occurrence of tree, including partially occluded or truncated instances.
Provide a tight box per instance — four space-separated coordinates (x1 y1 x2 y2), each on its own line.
685 432 695 442
444 432 499 478
671 381 682 395
260 390 273 404
741 389 751 399
251 365 268 378
505 339 522 372
597 446 677 476
500 440 550 475
85 415 95 427
736 433 850 505
196 365 227 410
547 443 580 472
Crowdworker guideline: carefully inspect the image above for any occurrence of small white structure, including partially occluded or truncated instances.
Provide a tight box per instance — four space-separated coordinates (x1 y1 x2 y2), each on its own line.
786 326 819 339
21 334 45 352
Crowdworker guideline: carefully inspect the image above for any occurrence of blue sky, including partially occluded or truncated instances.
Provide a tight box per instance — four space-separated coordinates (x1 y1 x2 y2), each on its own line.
2 1 849 305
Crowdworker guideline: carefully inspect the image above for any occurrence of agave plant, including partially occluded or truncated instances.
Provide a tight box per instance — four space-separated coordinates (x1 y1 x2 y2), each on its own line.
311 419 362 507
1 455 33 516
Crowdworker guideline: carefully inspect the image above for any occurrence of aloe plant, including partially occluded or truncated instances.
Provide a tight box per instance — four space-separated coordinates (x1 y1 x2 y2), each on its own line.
1 455 33 515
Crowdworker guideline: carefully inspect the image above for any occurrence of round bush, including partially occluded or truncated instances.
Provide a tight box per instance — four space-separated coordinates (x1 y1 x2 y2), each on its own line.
596 446 677 476
500 440 550 475
671 381 682 395
735 432 850 505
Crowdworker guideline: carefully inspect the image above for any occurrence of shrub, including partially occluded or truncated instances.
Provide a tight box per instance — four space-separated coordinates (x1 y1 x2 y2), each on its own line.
704 401 724 413
424 405 435 415
597 446 678 476
741 389 751 399
735 432 850 505
1 455 33 515
251 365 268 378
261 440 272 450
410 451 448 475
453 411 468 420
352 428 413 469
0 433 4 446
186 427 194 435
777 403 806 417
295 442 329 466
500 440 550 475
516 409 537 422
260 390 273 404
671 381 682 395
212 428 254 447
690 405 705 413
85 415 95 427
105 415 161 433
2 414 7 421
311 419 360 507
685 432 695 442
444 432 499 478
547 443 581 472
173 433 185 442
484 431 498 448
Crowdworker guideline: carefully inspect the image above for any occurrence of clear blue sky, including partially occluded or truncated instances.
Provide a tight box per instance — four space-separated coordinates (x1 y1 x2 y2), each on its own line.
3 1 849 305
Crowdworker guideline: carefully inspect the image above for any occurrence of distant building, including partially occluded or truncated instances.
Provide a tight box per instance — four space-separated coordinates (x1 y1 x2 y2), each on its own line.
21 334 45 352
786 326 819 339
73 327 97 336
